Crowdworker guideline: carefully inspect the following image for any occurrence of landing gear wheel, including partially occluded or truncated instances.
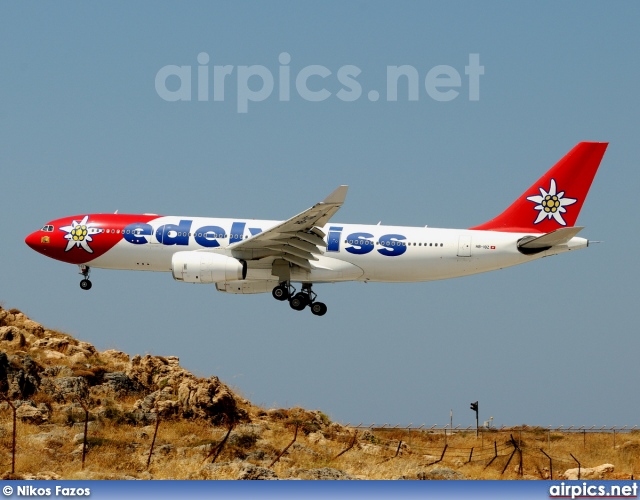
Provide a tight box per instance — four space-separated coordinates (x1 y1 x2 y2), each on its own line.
310 302 327 316
272 284 290 301
289 293 308 311
78 265 92 290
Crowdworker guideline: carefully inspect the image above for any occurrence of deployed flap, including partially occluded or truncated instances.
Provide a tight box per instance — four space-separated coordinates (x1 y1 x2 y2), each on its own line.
229 185 348 269
518 226 584 249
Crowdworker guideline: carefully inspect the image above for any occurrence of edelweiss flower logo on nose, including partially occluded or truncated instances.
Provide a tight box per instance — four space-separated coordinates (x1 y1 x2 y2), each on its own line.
526 179 577 226
59 216 104 253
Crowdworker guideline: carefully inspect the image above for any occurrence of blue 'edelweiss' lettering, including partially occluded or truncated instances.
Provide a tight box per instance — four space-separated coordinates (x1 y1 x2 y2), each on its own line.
122 221 407 256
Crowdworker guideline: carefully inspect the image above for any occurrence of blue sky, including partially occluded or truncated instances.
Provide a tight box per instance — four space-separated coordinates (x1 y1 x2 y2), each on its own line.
2 2 639 428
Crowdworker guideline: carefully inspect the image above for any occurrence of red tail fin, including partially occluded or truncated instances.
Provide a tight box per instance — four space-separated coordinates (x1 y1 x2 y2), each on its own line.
470 142 608 233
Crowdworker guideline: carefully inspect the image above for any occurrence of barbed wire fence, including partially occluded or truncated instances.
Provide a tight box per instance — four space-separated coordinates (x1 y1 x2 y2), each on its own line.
338 423 638 479
1 397 638 479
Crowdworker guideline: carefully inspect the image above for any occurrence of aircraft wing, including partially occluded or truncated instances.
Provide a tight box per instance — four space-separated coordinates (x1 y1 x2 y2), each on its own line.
518 226 584 250
229 185 348 270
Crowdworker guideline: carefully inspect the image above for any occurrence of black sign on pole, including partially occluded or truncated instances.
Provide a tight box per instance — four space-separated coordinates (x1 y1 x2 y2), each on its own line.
470 401 479 437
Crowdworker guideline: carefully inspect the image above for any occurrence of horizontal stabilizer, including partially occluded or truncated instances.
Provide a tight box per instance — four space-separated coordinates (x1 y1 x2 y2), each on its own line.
518 226 584 250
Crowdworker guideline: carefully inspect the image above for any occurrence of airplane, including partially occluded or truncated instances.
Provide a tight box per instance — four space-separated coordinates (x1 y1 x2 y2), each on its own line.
25 142 608 316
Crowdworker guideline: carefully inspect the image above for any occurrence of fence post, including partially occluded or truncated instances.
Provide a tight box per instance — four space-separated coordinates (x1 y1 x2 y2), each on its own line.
394 440 402 458
540 448 553 480
484 441 499 469
468 447 474 463
146 411 161 469
76 397 90 470
570 453 581 480
501 435 518 475
202 424 234 464
269 423 299 468
333 430 358 461
426 444 448 466
518 445 523 476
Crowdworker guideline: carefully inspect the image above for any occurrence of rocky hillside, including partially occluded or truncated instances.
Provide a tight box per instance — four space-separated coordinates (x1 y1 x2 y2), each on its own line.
0 305 635 480
0 305 362 479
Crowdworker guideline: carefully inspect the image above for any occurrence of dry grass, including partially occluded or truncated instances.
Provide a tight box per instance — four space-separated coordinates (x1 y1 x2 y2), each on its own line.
2 406 638 480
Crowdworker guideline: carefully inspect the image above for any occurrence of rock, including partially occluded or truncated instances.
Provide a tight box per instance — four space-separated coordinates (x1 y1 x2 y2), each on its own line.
32 337 70 352
69 353 87 364
77 342 97 355
288 467 354 480
0 326 26 347
236 463 278 480
0 353 42 399
98 372 144 396
177 377 243 424
563 464 614 480
14 471 60 480
16 404 48 424
190 461 278 480
127 354 191 389
190 462 236 480
43 350 66 361
41 376 89 402
133 386 179 417
101 349 130 364
418 467 466 480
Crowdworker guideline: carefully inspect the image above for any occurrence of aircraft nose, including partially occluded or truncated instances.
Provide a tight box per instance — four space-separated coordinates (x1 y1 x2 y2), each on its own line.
25 231 44 252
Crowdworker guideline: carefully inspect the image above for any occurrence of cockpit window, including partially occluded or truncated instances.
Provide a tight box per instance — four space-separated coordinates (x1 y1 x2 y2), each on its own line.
41 225 54 232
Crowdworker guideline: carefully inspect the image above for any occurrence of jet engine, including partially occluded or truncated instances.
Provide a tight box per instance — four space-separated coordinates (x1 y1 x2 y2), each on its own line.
171 251 246 283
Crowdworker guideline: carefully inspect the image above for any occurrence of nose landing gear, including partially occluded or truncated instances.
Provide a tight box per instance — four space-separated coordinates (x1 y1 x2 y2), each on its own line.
272 282 327 316
79 265 92 290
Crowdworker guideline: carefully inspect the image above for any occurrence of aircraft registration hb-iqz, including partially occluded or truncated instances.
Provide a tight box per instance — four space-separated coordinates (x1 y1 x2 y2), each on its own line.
26 142 607 316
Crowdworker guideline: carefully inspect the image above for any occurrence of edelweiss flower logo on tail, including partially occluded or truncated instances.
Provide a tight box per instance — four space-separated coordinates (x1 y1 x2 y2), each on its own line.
59 216 104 253
526 179 577 226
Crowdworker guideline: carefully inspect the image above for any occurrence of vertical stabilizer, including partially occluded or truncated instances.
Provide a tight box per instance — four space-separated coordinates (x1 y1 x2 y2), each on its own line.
470 142 608 233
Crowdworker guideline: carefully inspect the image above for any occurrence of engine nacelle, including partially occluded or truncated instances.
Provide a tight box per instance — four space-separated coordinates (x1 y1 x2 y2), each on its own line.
171 251 246 284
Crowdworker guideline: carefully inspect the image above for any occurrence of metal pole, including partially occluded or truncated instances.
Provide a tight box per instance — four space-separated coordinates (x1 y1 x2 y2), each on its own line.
76 397 90 471
146 414 160 469
570 453 581 480
540 448 553 480
10 401 16 475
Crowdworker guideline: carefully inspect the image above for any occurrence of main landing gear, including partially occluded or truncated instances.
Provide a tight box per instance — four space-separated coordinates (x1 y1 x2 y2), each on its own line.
272 282 327 316
79 265 92 290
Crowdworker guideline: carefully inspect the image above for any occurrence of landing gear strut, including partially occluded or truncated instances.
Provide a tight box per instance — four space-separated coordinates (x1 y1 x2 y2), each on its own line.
271 282 327 316
79 265 92 290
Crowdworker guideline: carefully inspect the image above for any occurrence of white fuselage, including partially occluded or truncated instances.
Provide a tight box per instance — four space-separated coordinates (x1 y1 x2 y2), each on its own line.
85 216 588 285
